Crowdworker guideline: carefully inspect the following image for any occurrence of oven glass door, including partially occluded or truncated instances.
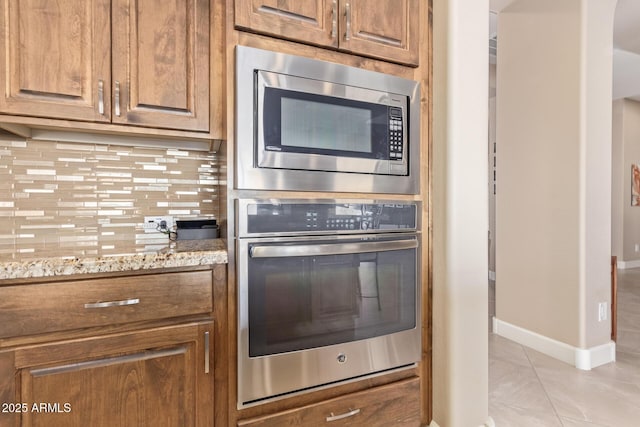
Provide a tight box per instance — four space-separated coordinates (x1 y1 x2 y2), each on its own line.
244 236 417 358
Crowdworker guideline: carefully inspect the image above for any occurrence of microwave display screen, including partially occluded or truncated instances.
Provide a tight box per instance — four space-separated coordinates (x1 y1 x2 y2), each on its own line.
281 98 372 153
262 87 396 161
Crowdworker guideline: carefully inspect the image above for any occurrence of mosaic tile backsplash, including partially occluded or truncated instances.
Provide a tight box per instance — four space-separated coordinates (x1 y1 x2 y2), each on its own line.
0 138 220 259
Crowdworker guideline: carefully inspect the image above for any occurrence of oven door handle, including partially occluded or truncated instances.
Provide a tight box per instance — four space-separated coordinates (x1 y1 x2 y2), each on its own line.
249 239 417 258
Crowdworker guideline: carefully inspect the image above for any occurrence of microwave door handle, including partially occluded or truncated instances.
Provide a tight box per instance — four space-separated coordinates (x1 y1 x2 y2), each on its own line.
249 239 417 258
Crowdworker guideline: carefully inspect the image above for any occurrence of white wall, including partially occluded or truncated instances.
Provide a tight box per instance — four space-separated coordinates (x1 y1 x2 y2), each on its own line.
612 100 625 260
489 65 497 278
496 0 615 351
612 99 640 266
432 0 490 425
582 0 616 349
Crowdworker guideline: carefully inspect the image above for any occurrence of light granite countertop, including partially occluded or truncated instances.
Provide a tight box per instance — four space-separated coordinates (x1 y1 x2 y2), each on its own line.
0 239 227 281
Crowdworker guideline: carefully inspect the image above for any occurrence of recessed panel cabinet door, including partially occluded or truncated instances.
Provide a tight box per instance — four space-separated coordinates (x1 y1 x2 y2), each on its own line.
111 0 210 131
15 322 213 427
0 0 111 121
340 0 419 66
235 0 337 48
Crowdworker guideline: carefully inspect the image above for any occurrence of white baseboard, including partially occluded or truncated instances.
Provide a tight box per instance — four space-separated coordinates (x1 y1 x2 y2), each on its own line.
575 342 617 369
429 416 494 427
492 317 616 370
484 416 496 427
617 259 640 269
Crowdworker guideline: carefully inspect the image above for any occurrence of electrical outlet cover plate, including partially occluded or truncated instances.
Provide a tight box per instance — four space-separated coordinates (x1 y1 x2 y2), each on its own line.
143 216 174 233
598 302 608 322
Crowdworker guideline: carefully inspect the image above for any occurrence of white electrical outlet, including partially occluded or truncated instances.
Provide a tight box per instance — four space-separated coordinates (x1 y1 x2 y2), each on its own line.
598 302 608 322
143 216 174 233
636 244 639 252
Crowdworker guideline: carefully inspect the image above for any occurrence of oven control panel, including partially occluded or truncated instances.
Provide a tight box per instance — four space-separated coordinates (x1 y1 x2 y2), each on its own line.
304 211 361 231
242 201 418 235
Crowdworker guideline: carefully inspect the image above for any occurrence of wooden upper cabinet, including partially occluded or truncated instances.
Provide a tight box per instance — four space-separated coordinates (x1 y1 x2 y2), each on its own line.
112 0 210 131
235 0 336 48
0 0 112 122
341 0 419 66
234 0 419 66
0 0 211 133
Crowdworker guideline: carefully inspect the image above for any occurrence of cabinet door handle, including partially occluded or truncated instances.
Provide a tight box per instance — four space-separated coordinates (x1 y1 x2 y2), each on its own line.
331 0 337 38
344 2 351 41
84 298 140 309
204 331 210 374
326 408 360 422
114 80 121 117
98 80 105 115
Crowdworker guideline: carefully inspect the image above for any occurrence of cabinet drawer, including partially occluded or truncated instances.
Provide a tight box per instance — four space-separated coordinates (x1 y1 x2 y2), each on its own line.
0 270 213 339
238 377 420 427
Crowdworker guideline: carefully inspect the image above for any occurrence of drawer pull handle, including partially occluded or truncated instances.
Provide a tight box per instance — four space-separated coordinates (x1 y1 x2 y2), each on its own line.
326 408 360 422
84 298 140 309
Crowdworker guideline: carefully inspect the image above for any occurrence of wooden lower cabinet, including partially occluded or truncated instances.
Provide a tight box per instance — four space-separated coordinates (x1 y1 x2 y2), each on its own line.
0 321 213 427
237 377 420 427
0 270 213 340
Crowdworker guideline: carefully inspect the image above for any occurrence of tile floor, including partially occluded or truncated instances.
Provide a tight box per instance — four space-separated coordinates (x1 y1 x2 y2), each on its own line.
489 268 640 426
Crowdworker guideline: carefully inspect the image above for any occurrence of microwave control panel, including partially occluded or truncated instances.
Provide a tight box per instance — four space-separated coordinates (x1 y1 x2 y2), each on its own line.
244 201 417 235
388 107 404 161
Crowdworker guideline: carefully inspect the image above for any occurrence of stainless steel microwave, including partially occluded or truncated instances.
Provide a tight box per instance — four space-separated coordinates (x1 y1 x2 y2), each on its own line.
236 46 421 194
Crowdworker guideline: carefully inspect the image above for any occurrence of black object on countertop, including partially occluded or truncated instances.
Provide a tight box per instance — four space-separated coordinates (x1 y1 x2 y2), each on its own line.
176 219 219 240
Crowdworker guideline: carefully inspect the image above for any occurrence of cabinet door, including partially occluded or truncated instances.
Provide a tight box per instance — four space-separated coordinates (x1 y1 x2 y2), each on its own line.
14 322 213 427
340 0 419 66
0 0 111 121
235 0 337 48
112 0 210 132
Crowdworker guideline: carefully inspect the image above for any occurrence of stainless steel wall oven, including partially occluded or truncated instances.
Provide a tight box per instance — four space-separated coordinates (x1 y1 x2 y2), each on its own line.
236 199 421 407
